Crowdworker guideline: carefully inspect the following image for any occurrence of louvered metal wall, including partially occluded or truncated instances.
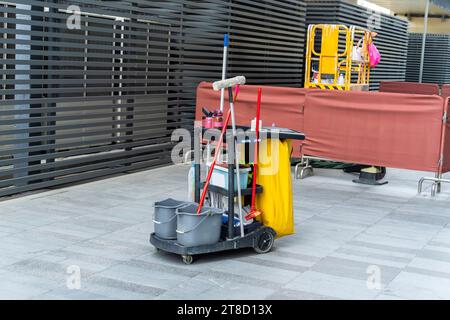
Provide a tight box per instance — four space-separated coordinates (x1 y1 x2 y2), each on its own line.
0 0 306 198
305 0 409 91
406 33 450 85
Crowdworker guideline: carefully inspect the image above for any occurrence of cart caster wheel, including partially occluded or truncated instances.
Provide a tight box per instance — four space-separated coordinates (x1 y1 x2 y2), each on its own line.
300 167 314 180
182 255 194 265
254 231 275 254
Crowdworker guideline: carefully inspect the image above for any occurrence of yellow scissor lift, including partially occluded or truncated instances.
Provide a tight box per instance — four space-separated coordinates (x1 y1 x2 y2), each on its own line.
304 24 372 91
297 24 386 184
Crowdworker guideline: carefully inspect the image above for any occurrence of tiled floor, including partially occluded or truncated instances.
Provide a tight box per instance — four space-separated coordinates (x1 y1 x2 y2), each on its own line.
1 164 450 300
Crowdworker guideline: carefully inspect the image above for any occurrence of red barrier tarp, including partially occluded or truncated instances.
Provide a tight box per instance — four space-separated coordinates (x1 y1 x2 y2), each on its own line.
380 81 440 96
442 98 450 173
196 82 448 173
303 90 445 172
442 85 450 100
195 82 307 157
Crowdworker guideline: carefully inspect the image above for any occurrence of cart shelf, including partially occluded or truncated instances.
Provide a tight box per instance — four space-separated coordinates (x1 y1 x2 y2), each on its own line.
201 126 305 143
200 182 263 197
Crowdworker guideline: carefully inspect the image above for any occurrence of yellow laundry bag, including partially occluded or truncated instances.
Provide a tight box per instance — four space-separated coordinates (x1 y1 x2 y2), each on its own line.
256 138 294 238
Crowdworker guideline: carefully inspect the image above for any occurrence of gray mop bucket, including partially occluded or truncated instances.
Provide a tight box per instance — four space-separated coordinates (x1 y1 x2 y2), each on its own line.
153 199 187 240
176 204 223 247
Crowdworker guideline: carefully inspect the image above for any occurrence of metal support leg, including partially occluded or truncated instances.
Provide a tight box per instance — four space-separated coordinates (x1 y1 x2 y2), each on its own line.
431 183 438 197
418 177 425 194
295 156 314 180
294 163 301 179
418 176 450 197
436 173 442 194
194 126 201 203
228 163 235 240
195 163 201 203
419 0 430 84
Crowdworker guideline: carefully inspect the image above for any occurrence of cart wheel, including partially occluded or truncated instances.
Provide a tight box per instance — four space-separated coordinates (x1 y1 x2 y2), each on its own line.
300 167 314 180
182 255 194 265
254 231 275 254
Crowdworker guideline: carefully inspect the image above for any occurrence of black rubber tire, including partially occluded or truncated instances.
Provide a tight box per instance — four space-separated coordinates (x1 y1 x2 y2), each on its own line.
254 231 275 254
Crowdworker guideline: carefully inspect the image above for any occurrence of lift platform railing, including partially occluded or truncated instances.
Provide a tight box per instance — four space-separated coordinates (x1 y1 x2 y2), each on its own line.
304 24 372 91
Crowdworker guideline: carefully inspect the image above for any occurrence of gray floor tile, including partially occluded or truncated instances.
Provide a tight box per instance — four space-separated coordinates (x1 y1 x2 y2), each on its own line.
284 271 382 300
95 264 190 291
266 288 338 300
311 256 402 284
387 211 450 227
33 287 109 300
85 275 165 298
385 271 450 300
1 165 450 299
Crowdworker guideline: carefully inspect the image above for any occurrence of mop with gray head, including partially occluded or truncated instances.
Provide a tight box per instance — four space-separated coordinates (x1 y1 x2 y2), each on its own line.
212 75 247 237
213 76 246 91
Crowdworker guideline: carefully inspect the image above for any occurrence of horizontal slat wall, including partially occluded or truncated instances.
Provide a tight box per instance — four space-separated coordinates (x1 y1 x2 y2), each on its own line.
432 0 450 11
406 33 450 85
229 0 306 85
0 0 306 198
305 0 409 91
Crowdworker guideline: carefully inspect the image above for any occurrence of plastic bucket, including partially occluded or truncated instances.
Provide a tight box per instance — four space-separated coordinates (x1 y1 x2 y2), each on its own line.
153 199 187 240
176 204 223 247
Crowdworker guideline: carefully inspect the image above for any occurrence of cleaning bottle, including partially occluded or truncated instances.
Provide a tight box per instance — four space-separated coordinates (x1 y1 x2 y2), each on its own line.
187 163 195 202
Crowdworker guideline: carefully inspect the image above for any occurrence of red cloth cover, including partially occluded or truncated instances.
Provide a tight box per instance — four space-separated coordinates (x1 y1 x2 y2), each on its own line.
441 98 450 173
195 82 308 157
380 81 440 96
196 82 448 173
442 85 450 100
303 90 445 172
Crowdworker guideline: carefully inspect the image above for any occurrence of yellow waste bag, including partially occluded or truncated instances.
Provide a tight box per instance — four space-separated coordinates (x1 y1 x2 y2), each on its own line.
256 139 294 238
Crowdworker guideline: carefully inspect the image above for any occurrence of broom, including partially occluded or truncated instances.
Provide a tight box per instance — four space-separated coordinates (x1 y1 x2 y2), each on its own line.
245 88 263 221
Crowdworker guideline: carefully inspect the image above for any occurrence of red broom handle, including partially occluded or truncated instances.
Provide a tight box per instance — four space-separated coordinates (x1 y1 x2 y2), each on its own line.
197 85 240 214
251 88 262 210
197 111 231 214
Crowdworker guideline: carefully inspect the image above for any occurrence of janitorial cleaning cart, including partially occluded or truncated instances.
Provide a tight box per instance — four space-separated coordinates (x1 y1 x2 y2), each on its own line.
150 76 305 264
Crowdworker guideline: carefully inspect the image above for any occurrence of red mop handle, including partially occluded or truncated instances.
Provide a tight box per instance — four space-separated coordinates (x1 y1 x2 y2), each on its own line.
197 86 240 214
251 88 262 210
